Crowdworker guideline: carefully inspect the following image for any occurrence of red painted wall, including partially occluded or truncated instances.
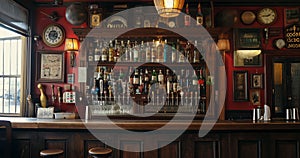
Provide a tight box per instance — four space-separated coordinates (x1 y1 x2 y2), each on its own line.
33 4 293 113
34 6 87 112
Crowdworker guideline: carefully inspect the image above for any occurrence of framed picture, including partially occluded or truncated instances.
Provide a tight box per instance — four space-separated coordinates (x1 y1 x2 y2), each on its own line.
250 89 261 105
251 74 263 88
233 71 248 101
284 8 300 27
235 28 261 49
234 51 263 67
36 51 65 82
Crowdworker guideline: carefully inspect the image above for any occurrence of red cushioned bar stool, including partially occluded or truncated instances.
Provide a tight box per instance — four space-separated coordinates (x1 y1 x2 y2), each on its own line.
88 147 112 158
40 149 64 158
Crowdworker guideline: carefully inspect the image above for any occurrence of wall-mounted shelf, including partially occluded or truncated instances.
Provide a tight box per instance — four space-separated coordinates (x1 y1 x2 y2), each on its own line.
73 27 228 41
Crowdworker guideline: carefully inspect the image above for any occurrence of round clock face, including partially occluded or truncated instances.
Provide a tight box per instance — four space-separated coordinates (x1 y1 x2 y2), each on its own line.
273 38 286 49
241 11 256 25
42 24 65 47
257 8 277 25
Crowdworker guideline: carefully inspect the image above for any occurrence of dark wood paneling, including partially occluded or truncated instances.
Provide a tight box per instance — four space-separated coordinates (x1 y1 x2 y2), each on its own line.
195 141 219 158
158 141 180 158
238 140 261 158
275 140 299 158
13 139 31 158
120 141 142 158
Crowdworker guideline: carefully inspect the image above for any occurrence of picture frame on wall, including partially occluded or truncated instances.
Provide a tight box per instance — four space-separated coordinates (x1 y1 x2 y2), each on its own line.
233 71 248 101
251 74 264 89
250 89 261 106
284 8 300 27
36 51 65 82
234 51 263 67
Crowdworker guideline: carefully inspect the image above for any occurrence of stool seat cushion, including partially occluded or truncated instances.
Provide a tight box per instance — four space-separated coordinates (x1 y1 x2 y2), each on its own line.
40 149 64 156
89 147 112 155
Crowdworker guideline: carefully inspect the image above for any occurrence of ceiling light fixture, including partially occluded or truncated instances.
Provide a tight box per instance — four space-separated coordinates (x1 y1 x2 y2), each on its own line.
154 0 185 17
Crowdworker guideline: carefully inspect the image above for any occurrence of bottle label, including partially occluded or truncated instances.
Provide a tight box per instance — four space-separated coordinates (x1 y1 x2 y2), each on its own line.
184 16 191 26
196 16 203 26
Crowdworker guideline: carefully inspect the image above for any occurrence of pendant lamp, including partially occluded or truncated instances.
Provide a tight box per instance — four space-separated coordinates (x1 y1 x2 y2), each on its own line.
154 0 185 17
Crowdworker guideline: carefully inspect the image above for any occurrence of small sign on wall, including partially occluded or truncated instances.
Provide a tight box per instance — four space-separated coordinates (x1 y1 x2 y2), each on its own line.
285 24 300 49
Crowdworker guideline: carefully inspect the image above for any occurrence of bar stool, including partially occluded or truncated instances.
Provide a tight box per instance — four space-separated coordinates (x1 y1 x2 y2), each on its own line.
88 147 112 158
40 149 64 157
0 120 12 158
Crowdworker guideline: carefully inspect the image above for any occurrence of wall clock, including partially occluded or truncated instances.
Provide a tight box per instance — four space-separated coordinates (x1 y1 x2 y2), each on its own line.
273 38 286 50
257 8 277 25
240 11 256 25
42 24 65 47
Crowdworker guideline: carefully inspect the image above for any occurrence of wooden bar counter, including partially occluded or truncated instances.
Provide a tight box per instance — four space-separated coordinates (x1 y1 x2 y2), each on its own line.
2 117 300 158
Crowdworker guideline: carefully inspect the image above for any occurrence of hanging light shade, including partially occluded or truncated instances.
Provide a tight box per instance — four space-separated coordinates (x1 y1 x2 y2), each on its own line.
154 0 185 17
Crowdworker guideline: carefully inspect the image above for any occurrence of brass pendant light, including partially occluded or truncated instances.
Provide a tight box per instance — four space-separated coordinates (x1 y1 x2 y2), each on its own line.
154 0 185 17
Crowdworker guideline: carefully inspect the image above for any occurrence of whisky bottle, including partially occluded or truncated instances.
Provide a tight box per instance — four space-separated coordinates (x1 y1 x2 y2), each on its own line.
133 41 139 62
193 40 201 63
171 42 177 63
157 40 164 62
184 3 191 27
158 69 164 85
101 42 108 62
196 3 204 26
94 40 101 62
163 39 168 62
145 42 151 62
199 68 206 96
151 39 157 62
108 40 114 62
151 69 158 84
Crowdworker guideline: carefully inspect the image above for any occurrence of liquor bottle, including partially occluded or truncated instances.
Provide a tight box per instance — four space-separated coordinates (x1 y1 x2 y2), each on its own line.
151 69 157 84
166 69 172 94
133 69 140 86
171 42 177 63
151 39 157 62
157 40 164 62
88 48 94 62
185 41 193 63
144 69 150 94
177 39 185 63
133 41 139 62
199 68 206 96
196 3 204 26
95 40 102 62
114 39 120 61
119 40 125 61
108 40 114 62
193 40 200 63
192 70 198 86
101 42 108 62
140 41 145 62
145 42 151 62
163 39 168 62
184 3 191 27
127 40 132 62
158 69 164 85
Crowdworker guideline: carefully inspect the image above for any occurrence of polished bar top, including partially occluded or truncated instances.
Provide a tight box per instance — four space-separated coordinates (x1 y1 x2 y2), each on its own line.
1 117 300 131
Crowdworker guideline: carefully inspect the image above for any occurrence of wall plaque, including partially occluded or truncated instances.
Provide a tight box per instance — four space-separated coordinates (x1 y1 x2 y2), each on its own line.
285 24 300 49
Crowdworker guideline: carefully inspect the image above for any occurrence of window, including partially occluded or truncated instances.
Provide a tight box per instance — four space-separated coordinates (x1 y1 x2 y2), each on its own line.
0 26 27 115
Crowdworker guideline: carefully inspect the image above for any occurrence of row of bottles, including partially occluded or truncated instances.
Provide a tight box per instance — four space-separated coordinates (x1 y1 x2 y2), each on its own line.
87 66 206 114
87 39 204 64
184 3 205 27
